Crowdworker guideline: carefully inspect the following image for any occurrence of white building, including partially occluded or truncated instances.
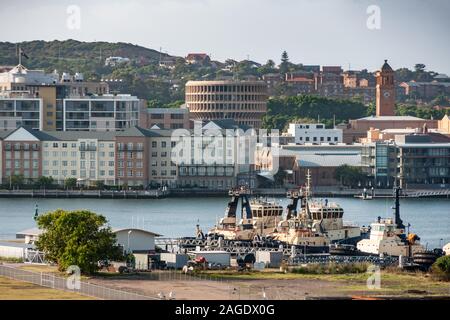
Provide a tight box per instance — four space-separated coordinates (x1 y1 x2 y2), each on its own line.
63 94 140 131
105 57 130 67
16 227 160 253
288 123 343 145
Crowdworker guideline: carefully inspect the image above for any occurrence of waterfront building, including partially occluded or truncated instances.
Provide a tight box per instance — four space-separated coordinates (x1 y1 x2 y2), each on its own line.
255 144 363 187
0 126 175 188
396 133 450 188
287 123 342 145
139 107 190 130
185 80 268 129
361 130 450 189
361 141 398 188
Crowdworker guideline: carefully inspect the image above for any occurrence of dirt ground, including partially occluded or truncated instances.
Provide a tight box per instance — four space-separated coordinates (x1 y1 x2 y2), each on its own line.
88 275 348 300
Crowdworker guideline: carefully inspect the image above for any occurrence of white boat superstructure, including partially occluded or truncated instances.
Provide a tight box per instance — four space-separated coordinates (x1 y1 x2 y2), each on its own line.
357 187 425 257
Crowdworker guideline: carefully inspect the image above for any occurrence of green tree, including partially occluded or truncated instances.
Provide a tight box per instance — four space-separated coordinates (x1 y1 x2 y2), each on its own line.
9 175 24 188
64 177 77 189
36 176 54 189
334 165 367 188
431 255 450 281
35 209 123 274
93 180 105 190
279 51 290 74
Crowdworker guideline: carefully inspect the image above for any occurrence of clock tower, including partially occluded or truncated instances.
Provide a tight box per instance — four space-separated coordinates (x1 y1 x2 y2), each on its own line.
376 60 396 116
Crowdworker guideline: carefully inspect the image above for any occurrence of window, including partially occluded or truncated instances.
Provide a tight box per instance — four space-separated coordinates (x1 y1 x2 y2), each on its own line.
62 161 68 167
62 143 67 148
100 161 105 167
152 141 157 148
152 152 158 157
52 160 58 166
100 170 105 176
109 161 114 167
161 141 167 148
108 170 114 176
90 161 96 169
71 161 77 166
109 152 114 157
53 143 58 148
71 170 77 176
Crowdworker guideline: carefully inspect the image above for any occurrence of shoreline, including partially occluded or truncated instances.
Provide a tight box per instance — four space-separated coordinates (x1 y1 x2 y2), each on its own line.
0 188 449 199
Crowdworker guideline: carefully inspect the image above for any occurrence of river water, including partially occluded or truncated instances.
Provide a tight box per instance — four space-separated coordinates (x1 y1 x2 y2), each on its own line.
0 197 448 249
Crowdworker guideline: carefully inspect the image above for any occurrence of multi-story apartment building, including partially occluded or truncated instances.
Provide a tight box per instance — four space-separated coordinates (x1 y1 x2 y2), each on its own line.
361 132 450 189
396 134 450 188
139 107 190 130
0 64 141 132
0 126 177 188
185 80 268 129
63 94 140 131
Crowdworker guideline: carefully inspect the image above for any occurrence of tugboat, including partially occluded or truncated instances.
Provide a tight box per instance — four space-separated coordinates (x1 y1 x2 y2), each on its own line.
356 187 425 257
269 171 364 253
208 187 283 241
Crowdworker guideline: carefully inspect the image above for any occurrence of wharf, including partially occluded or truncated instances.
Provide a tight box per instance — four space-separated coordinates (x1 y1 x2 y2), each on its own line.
0 189 169 199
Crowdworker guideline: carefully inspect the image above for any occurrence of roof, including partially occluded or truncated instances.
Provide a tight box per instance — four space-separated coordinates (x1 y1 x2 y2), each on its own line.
357 116 425 121
0 126 173 141
17 227 161 237
146 108 188 114
203 119 252 131
112 228 161 237
16 227 42 237
297 152 362 168
381 60 393 72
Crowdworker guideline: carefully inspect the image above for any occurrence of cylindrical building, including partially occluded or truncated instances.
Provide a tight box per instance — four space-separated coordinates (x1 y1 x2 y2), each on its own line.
185 80 268 128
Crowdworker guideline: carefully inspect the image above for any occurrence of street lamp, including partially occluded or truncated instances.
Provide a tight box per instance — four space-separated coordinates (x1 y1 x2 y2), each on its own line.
127 230 133 253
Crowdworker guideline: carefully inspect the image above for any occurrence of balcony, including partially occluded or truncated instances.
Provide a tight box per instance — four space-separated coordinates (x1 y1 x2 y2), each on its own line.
79 146 97 151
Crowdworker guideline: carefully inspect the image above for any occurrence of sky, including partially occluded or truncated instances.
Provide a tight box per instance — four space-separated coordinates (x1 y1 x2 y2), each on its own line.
1 0 449 74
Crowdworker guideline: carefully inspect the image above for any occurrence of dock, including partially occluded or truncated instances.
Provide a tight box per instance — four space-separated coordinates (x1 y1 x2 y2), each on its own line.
0 189 169 199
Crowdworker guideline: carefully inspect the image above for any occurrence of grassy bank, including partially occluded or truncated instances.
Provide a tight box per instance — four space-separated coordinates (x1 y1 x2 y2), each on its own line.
0 276 92 300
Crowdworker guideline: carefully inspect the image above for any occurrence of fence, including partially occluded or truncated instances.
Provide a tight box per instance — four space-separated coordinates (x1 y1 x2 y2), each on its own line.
0 264 158 300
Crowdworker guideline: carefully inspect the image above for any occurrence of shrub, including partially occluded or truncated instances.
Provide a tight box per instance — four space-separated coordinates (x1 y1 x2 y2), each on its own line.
431 255 450 281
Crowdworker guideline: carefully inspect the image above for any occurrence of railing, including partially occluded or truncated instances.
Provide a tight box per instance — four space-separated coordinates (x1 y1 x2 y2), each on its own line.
0 264 158 300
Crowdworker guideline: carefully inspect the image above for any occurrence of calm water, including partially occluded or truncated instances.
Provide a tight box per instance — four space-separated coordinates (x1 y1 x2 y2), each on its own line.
0 197 448 249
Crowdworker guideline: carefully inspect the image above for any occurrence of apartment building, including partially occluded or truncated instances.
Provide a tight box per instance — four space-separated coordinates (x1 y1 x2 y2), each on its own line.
0 126 177 188
0 64 141 132
63 94 140 131
139 107 190 130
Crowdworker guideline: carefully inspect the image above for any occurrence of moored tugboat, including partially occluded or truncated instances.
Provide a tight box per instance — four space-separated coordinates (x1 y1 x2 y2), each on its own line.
356 187 425 257
208 187 283 241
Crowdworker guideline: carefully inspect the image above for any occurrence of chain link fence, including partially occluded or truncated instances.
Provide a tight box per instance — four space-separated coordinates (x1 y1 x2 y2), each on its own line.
0 264 158 300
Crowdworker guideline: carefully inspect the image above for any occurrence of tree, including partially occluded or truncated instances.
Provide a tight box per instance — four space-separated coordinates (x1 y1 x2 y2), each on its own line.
414 63 426 73
334 165 367 188
279 51 290 74
431 255 450 281
9 175 24 189
64 177 77 189
93 180 105 190
35 209 123 274
36 176 54 189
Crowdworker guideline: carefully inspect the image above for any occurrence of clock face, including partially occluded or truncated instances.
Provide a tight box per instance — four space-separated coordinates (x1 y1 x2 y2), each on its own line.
384 91 391 98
